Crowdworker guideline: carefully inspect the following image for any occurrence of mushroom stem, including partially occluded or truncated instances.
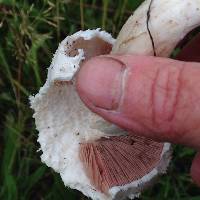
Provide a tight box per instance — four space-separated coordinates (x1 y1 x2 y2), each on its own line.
112 0 200 57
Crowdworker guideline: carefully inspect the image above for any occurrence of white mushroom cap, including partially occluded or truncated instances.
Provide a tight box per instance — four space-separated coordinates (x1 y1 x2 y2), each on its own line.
30 29 171 200
112 0 200 57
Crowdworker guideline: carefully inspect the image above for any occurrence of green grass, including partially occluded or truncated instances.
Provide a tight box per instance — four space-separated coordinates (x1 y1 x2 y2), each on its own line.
0 0 199 199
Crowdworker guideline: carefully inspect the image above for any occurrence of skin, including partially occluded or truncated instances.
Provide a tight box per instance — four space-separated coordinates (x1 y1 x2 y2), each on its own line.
76 34 200 187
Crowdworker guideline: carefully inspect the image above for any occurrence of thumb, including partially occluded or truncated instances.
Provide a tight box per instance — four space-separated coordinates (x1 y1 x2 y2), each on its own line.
76 55 200 150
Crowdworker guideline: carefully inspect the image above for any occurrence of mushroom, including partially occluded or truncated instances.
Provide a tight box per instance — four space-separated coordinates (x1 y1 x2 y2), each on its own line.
112 0 200 57
30 1 200 200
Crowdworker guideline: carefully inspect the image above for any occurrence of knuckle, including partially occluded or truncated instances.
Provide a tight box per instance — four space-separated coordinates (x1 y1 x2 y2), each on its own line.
150 65 184 126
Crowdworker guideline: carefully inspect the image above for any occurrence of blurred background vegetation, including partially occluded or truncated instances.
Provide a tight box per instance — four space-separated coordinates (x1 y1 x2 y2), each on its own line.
0 0 199 199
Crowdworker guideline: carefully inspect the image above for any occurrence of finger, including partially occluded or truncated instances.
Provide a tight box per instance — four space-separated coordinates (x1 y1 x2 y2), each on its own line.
191 152 200 187
176 33 200 62
76 55 200 150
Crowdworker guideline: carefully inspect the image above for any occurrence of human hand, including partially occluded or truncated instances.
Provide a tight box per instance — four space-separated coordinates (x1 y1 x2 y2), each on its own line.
76 36 200 187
